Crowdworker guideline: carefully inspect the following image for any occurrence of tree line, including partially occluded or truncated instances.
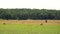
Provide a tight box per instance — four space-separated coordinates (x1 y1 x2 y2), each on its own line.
0 8 60 20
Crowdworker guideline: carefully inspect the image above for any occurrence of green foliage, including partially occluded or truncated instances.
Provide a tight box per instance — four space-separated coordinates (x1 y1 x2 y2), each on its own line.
0 8 60 20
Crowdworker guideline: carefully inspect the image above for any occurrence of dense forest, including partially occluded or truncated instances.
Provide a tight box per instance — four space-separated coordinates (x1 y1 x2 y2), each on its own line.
0 8 60 20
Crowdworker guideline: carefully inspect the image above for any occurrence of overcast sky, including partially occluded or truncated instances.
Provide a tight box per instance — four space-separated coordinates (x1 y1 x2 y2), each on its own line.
0 0 60 10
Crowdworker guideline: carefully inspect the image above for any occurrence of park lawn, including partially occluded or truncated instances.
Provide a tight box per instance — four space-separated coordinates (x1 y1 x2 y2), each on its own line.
0 24 60 34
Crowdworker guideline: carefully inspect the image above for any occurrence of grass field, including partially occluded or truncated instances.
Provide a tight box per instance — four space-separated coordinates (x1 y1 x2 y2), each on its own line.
0 20 60 34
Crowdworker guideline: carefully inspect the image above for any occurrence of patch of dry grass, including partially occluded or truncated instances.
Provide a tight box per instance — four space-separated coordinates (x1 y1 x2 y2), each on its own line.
0 20 60 25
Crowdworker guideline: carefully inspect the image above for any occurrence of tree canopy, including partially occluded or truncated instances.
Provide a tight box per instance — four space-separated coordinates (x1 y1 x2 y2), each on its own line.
0 8 60 20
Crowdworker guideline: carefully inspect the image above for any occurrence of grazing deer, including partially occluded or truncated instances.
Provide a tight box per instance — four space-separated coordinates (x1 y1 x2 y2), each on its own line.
40 23 43 25
45 20 47 23
3 23 6 25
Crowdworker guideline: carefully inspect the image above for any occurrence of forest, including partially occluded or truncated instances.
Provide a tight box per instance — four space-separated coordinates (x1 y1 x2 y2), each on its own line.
0 8 60 20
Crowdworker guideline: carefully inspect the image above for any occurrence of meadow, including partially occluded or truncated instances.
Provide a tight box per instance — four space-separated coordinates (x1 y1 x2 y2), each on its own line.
0 20 60 34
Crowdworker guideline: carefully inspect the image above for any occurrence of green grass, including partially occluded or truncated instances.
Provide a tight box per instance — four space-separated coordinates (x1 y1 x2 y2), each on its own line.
0 24 60 34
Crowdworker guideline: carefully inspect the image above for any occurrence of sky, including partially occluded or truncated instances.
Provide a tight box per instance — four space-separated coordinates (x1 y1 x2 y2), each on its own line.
0 0 60 10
